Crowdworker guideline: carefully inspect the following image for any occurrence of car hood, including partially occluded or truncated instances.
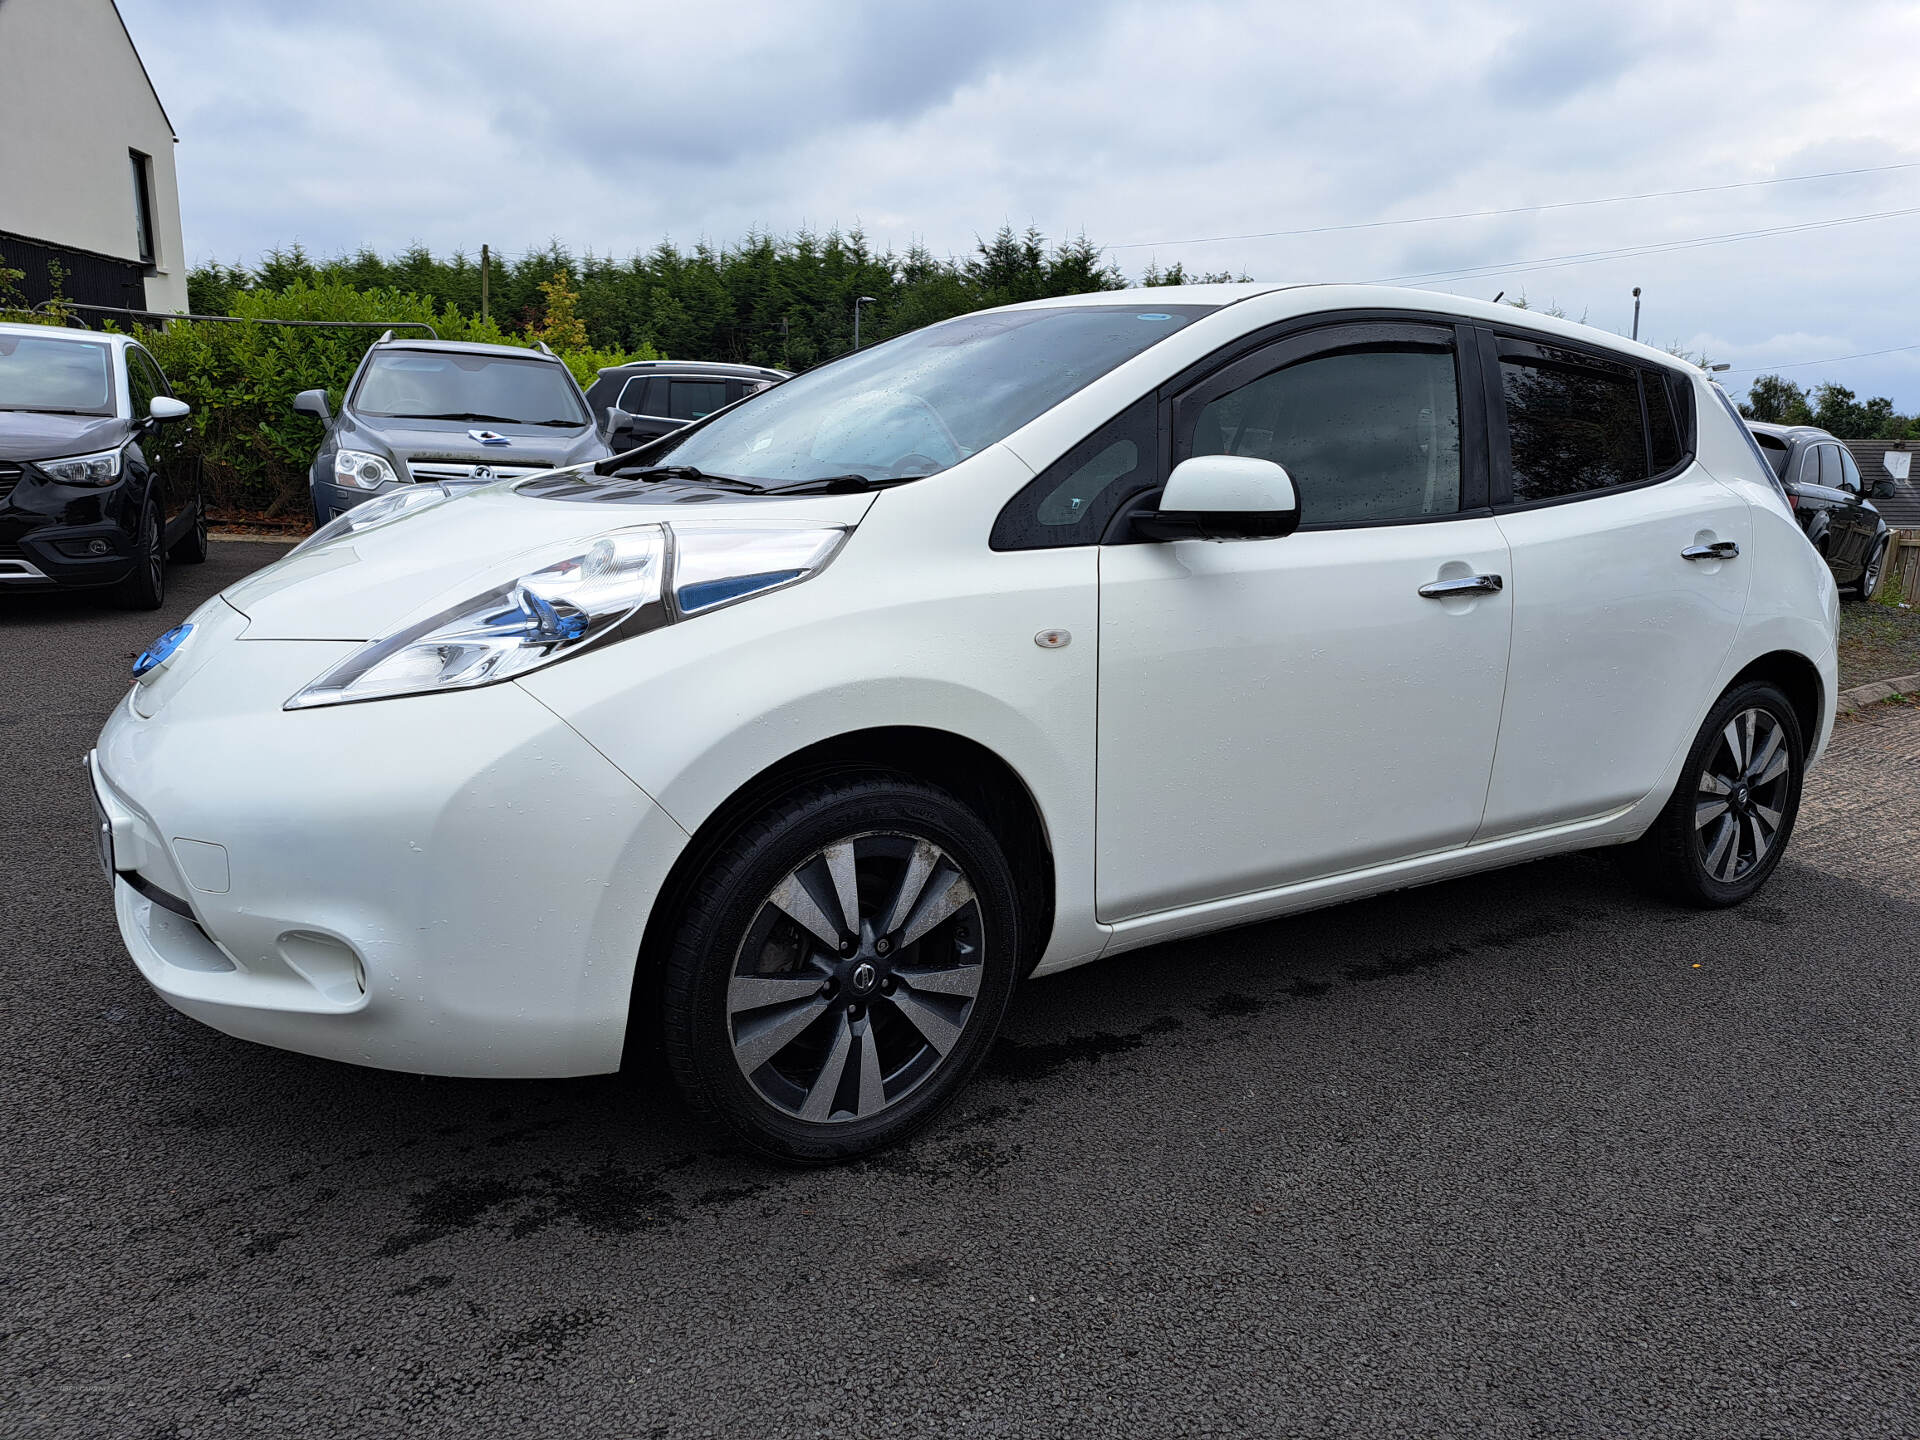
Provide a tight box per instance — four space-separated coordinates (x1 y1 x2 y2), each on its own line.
342 414 605 469
0 411 127 461
222 478 878 641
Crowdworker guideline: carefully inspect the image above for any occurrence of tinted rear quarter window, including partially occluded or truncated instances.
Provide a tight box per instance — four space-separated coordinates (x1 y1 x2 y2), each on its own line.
1753 433 1791 479
1645 373 1684 474
1501 355 1646 502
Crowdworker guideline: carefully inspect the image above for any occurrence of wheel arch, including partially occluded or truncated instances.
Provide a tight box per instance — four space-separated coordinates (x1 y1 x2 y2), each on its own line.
1725 649 1823 747
626 726 1057 1061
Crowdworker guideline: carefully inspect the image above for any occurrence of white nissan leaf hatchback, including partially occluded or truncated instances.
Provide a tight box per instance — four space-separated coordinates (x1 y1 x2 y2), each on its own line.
92 284 1838 1161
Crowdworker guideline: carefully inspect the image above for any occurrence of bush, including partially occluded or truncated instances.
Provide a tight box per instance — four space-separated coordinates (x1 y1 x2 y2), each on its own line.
131 278 656 515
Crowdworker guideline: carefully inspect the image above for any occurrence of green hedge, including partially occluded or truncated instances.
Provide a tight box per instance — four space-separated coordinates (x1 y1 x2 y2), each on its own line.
131 279 655 515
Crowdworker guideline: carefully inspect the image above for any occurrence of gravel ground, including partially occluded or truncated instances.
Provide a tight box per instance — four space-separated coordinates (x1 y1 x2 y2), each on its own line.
4 543 1918 1439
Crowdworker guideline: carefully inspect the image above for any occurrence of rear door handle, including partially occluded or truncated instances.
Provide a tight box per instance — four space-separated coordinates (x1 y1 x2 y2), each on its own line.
1418 574 1503 598
1682 541 1740 561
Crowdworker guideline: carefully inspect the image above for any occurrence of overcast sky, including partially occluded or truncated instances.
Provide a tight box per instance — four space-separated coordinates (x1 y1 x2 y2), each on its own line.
119 0 1920 407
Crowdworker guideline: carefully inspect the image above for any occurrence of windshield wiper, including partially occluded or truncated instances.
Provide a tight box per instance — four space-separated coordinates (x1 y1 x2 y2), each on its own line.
612 464 763 493
403 411 577 426
0 406 101 415
739 473 919 495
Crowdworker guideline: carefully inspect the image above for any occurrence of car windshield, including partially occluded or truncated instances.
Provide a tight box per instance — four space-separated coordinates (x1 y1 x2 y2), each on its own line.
0 333 116 416
353 350 588 426
653 304 1213 484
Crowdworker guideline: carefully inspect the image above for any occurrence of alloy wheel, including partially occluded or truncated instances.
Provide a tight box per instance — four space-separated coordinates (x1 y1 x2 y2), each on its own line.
728 831 984 1124
146 508 164 592
1693 707 1792 883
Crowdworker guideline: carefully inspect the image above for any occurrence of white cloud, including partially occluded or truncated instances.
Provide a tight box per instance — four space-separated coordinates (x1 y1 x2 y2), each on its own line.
119 0 1920 404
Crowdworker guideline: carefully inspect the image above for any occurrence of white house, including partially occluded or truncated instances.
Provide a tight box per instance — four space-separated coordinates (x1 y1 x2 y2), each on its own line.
0 0 187 315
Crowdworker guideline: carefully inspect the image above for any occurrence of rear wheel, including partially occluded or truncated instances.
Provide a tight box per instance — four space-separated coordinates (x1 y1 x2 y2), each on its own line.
1852 538 1886 600
113 501 165 611
660 776 1021 1163
1625 681 1804 907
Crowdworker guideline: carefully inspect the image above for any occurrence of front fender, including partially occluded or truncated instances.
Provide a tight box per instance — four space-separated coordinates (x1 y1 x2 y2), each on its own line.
518 527 1108 973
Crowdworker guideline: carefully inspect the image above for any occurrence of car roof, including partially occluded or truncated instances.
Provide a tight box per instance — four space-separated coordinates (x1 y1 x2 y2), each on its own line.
1744 420 1835 444
593 359 790 381
1006 283 1705 377
0 321 126 348
378 338 570 361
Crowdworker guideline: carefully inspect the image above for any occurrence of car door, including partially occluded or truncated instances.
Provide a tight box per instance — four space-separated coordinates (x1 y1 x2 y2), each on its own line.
1834 447 1875 578
119 346 169 525
1476 333 1751 838
1797 444 1854 572
130 346 193 533
1095 320 1514 921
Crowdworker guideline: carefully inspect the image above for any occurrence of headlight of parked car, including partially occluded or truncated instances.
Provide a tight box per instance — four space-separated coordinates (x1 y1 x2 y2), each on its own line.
285 522 848 709
39 447 124 486
334 448 401 490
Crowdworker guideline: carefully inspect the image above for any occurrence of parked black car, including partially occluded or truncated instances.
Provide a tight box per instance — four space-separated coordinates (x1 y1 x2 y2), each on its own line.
585 360 788 447
295 337 609 525
1746 421 1893 598
0 322 206 610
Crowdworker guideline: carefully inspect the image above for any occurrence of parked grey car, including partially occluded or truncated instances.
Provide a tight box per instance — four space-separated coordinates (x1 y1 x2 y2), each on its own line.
294 338 609 525
1746 421 1893 598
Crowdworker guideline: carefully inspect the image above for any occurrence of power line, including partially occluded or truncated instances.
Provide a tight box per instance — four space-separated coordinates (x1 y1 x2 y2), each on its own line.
1105 161 1920 252
1367 205 1920 286
1725 342 1920 376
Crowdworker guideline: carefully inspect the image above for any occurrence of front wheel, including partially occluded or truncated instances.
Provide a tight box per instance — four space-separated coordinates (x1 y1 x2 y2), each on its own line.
1625 681 1804 907
659 776 1022 1163
171 494 209 563
113 501 166 611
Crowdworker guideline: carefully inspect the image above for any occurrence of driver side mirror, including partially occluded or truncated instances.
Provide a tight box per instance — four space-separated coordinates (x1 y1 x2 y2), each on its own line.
1870 477 1897 500
1132 455 1301 541
605 405 641 449
292 388 332 426
148 396 189 423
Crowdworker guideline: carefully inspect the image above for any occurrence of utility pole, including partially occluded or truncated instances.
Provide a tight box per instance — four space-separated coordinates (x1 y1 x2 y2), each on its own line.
853 295 875 350
480 244 490 324
1631 286 1641 342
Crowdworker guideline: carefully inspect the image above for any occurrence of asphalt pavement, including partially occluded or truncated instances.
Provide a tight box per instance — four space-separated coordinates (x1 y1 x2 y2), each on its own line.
5 543 1918 1438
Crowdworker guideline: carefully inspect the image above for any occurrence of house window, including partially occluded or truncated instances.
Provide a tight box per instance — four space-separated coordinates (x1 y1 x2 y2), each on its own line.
130 151 156 268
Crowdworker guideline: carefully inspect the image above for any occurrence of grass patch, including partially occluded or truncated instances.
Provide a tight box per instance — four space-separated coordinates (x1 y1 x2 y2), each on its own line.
1839 600 1920 690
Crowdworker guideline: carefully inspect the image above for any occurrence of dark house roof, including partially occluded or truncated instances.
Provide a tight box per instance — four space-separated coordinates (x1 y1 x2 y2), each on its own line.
1842 440 1920 529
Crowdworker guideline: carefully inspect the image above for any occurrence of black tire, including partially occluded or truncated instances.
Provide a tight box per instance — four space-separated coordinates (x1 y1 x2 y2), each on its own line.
1851 538 1887 600
1624 680 1804 907
659 775 1021 1163
170 494 209 563
114 501 166 611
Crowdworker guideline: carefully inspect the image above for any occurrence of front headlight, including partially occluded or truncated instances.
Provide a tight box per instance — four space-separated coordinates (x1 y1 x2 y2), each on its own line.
334 448 400 490
39 447 124 486
285 522 847 709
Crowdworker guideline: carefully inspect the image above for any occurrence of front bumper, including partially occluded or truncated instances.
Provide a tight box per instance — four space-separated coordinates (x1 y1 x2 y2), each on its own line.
1 517 140 588
93 630 690 1077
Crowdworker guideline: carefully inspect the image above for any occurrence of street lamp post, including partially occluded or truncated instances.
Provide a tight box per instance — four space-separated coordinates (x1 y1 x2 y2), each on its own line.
853 295 876 350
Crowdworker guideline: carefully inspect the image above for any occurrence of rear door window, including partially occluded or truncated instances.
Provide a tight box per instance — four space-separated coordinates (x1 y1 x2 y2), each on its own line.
666 380 729 421
1499 350 1647 503
1818 445 1842 488
1753 433 1790 479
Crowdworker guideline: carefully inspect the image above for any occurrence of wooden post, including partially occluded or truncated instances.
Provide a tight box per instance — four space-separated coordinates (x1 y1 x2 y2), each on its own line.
480 244 490 324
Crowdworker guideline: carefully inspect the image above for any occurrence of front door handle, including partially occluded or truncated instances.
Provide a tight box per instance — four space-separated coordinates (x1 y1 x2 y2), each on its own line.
1682 541 1740 561
1418 574 1503 599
